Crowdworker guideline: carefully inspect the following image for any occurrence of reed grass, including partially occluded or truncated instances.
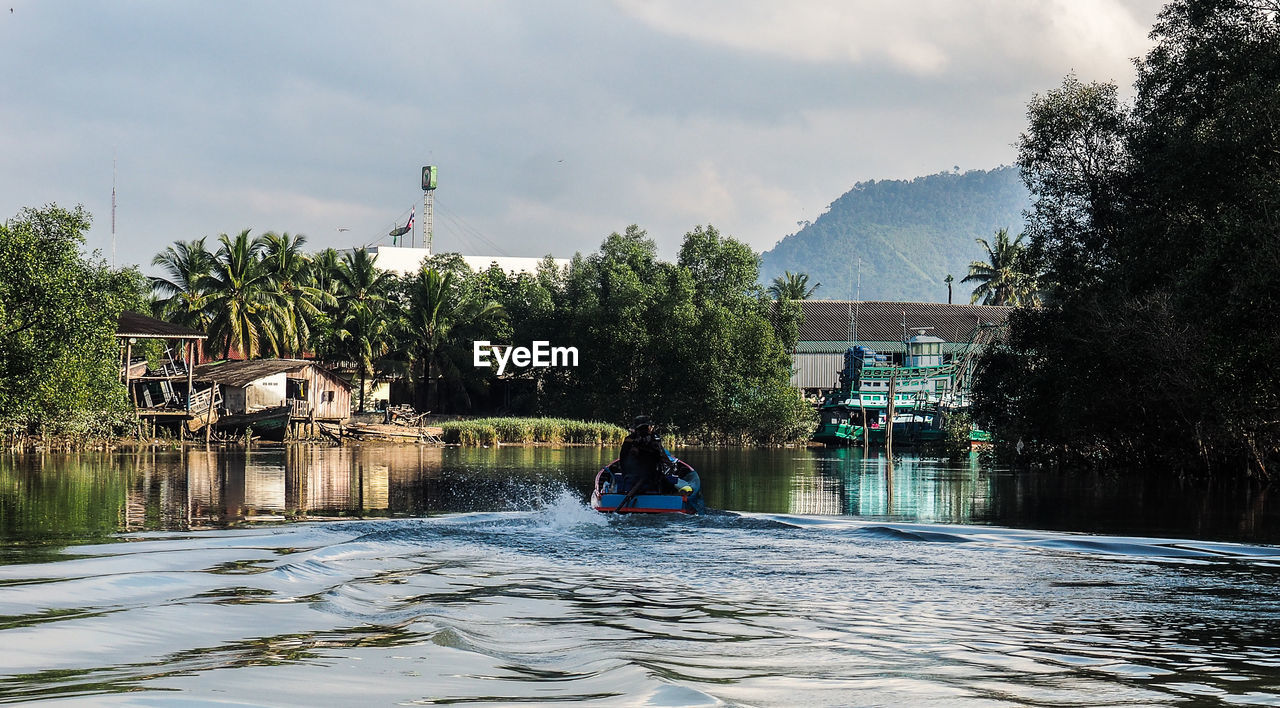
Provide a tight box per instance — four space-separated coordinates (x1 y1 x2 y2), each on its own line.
439 417 626 446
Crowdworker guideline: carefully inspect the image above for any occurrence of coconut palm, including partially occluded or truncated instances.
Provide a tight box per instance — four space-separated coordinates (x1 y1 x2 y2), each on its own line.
150 237 215 331
341 302 393 413
768 271 820 300
400 267 503 412
324 248 398 409
962 228 1040 307
335 247 394 309
260 232 335 358
310 247 343 299
202 229 287 359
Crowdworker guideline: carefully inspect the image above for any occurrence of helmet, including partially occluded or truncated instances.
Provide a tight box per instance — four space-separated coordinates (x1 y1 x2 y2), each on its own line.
631 415 653 431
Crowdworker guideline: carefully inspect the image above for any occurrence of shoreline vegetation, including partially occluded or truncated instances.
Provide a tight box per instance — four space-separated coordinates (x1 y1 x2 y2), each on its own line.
1 413 815 452
1 414 957 453
971 1 1280 480
2 210 816 449
3 417 640 452
439 418 626 446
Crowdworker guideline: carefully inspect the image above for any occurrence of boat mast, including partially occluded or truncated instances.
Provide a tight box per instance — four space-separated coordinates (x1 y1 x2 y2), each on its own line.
853 256 860 346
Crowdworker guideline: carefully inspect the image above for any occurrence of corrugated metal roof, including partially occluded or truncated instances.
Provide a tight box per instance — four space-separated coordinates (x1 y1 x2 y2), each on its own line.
797 300 1010 344
793 340 972 354
116 311 207 339
194 359 327 387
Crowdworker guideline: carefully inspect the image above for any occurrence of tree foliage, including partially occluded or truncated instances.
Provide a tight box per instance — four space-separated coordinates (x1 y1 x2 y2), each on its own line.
768 271 820 301
396 267 503 413
491 224 813 443
962 228 1040 306
143 222 811 443
973 0 1280 479
0 205 145 436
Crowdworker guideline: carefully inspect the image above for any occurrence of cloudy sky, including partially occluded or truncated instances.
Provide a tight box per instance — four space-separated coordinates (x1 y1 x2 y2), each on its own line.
1 0 1164 272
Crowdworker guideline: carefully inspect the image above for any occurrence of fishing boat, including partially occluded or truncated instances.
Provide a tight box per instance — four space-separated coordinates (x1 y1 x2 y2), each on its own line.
590 459 704 514
812 328 993 447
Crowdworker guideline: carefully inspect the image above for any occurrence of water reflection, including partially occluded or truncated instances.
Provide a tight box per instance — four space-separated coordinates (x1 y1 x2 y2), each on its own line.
117 446 451 530
686 448 995 522
2 446 1278 544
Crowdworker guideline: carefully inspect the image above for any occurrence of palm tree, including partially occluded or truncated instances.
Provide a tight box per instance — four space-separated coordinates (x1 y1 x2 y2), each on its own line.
150 238 215 331
335 248 394 309
260 232 335 358
328 248 396 410
202 229 287 359
310 247 343 299
400 267 503 412
341 302 392 413
962 228 1040 307
768 271 820 300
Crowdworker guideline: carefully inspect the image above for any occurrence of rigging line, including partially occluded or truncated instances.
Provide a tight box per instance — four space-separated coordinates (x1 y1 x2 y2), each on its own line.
436 204 498 255
436 210 473 250
459 221 510 257
360 201 418 250
434 197 510 256
436 210 485 255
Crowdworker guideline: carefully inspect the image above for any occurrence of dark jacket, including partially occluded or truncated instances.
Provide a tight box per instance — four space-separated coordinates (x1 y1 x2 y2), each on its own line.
616 430 674 493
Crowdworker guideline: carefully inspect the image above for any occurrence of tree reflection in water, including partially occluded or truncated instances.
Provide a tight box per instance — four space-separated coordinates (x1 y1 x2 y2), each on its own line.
2 445 1277 543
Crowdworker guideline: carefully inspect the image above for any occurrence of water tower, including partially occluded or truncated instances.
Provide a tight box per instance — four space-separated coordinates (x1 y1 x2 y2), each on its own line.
421 165 438 251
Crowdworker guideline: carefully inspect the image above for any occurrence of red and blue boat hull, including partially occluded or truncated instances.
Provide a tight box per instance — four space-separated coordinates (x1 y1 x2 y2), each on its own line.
590 459 703 514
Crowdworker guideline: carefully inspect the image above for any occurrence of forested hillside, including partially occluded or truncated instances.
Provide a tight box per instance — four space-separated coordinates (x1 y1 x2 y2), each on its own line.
760 167 1029 302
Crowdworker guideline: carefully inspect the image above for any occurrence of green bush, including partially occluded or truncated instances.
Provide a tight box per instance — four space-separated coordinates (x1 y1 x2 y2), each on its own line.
440 417 626 446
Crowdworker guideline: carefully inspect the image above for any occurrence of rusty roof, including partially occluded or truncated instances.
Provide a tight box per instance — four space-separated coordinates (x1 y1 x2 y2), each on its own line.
116 311 207 339
193 359 347 388
798 300 1011 344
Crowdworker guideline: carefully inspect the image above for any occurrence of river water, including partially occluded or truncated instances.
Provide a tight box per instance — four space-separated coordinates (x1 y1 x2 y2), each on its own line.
2 445 1279 706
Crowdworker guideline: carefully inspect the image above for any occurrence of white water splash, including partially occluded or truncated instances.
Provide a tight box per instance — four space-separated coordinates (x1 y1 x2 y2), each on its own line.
531 487 608 531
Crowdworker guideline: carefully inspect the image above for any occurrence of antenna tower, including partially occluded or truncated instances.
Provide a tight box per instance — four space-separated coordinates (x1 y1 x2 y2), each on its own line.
111 155 117 268
421 165 438 253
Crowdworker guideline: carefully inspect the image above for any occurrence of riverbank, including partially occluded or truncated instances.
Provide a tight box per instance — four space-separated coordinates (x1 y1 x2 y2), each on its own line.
4 415 826 452
1 416 628 452
439 417 627 446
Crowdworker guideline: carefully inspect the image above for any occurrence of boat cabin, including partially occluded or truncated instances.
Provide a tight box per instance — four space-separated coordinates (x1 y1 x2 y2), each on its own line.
904 331 947 367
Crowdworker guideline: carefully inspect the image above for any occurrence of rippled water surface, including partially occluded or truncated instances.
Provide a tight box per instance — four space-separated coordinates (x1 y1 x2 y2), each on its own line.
2 445 1279 706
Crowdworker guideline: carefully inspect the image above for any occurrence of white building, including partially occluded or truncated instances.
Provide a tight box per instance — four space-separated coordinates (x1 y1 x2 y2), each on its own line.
365 246 570 277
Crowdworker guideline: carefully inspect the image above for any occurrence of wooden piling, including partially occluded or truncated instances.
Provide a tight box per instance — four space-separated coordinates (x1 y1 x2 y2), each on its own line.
860 397 868 449
886 371 896 457
204 384 214 445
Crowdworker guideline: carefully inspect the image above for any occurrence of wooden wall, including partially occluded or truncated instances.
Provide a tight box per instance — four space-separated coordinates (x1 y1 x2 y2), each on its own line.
288 366 350 421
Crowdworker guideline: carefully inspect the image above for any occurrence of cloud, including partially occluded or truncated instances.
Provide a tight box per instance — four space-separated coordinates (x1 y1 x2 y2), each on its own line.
615 0 1160 80
0 1 1166 272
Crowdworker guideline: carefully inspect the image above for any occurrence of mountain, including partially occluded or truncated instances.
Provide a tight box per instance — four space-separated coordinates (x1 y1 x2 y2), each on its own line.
760 167 1030 303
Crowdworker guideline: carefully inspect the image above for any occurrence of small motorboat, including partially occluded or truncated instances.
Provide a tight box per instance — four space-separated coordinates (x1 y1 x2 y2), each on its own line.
590 458 704 514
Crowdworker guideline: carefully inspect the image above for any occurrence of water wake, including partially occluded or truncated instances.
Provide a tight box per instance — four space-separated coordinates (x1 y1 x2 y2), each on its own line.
4 506 1280 706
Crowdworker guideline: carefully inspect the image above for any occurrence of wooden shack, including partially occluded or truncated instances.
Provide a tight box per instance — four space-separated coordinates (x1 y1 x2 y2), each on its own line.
116 311 209 436
193 359 351 438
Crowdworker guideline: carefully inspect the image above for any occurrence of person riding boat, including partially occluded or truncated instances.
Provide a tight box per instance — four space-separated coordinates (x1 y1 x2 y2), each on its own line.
613 415 692 496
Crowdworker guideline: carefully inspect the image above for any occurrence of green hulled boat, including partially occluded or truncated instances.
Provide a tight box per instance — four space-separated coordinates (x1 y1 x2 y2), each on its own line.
812 330 991 447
